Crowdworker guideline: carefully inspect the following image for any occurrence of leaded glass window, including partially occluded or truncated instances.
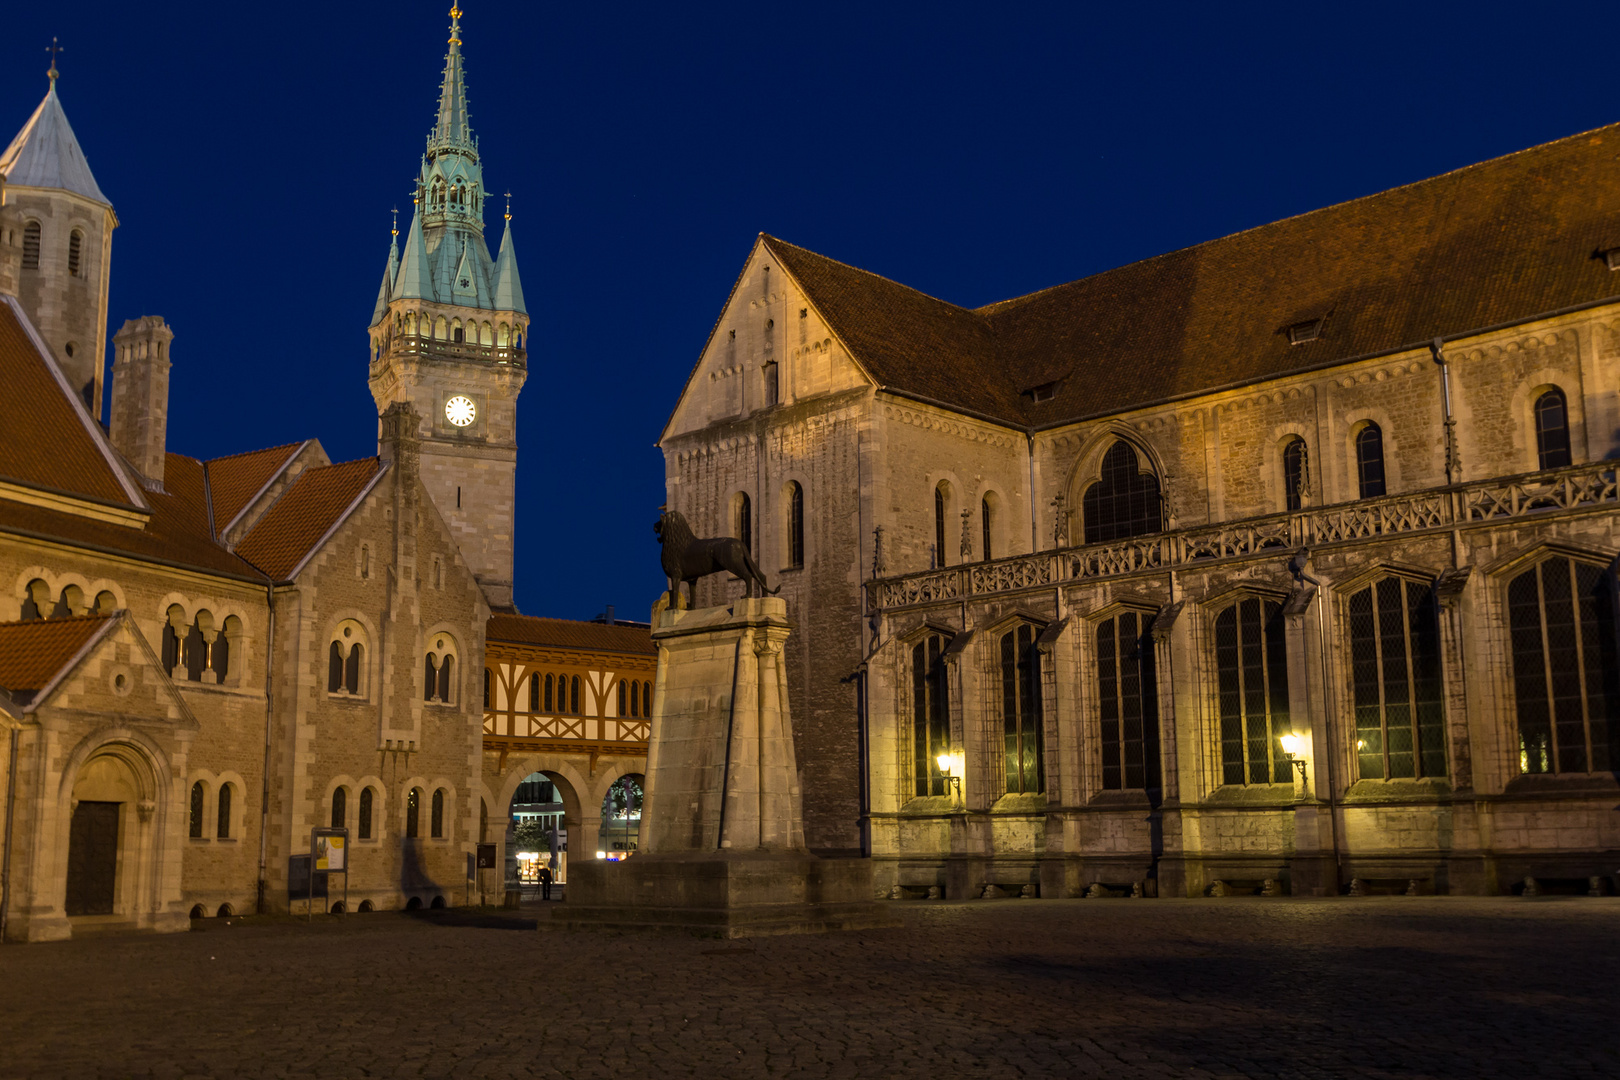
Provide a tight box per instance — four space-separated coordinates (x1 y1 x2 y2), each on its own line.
1215 597 1292 785
1508 557 1619 774
406 788 421 838
1534 389 1572 470
1082 441 1162 544
189 781 205 838
1283 438 1307 511
1356 424 1386 498
216 783 232 839
911 633 950 797
1098 612 1160 791
786 482 804 569
359 787 374 839
1001 625 1044 794
1349 579 1444 780
331 787 347 830
431 789 445 838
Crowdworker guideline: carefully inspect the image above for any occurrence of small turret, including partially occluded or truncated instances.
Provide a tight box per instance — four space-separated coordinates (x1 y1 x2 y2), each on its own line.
108 317 173 487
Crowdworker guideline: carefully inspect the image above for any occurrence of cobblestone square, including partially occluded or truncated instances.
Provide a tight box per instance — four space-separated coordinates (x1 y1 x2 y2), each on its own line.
1 897 1615 1079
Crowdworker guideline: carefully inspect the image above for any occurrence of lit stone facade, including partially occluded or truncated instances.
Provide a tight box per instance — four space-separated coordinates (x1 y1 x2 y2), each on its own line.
665 127 1620 891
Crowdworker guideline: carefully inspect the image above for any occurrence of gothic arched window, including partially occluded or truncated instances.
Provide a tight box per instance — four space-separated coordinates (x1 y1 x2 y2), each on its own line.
1097 611 1160 791
1534 389 1572 470
618 679 628 717
331 786 347 830
734 492 752 555
1282 438 1308 511
529 672 540 712
344 644 362 694
544 673 554 712
1349 578 1444 780
358 787 375 840
189 780 205 838
1355 424 1386 499
438 654 454 703
1000 625 1044 794
981 495 994 562
1215 596 1292 785
406 787 421 838
786 482 804 570
216 783 233 839
570 675 581 715
1082 441 1162 544
642 681 651 718
934 483 949 567
1508 556 1618 774
423 654 437 702
911 633 951 797
763 361 779 406
431 789 445 839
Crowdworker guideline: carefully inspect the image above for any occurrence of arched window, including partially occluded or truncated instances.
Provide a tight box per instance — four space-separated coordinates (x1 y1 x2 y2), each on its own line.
21 221 40 269
1282 438 1308 511
1349 578 1444 779
934 484 948 567
1097 611 1160 791
734 492 752 555
1082 441 1163 544
330 642 345 692
912 632 951 796
570 675 581 715
183 621 207 682
331 786 347 830
763 361 779 405
431 789 445 838
68 229 83 277
406 787 421 838
19 579 46 620
423 654 437 701
786 482 804 570
1508 556 1618 774
1000 625 1044 794
434 315 448 340
1215 597 1292 785
438 655 454 703
1355 424 1386 499
981 495 994 562
189 780 205 838
344 644 362 694
1534 389 1572 470
544 673 554 712
497 322 510 347
643 681 651 718
216 783 232 839
213 615 238 683
618 680 628 717
359 787 374 840
529 672 540 712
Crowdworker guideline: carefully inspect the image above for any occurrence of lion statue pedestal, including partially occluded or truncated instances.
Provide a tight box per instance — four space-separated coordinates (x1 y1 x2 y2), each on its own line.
552 597 895 938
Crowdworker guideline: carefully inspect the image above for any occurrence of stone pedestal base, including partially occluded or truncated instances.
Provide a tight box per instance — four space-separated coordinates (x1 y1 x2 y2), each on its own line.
548 852 899 938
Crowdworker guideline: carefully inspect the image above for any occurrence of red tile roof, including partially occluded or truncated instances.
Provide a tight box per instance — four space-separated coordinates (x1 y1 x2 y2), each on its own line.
0 614 114 697
487 614 656 656
206 442 303 535
0 301 136 505
235 458 382 580
760 121 1620 428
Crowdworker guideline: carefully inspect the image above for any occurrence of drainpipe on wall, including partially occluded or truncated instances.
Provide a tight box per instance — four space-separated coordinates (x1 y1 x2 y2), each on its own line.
256 583 274 914
1 724 18 942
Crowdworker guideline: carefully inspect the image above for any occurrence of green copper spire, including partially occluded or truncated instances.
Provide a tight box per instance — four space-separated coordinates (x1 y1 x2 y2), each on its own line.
492 213 526 316
395 195 431 301
430 6 476 157
369 212 401 327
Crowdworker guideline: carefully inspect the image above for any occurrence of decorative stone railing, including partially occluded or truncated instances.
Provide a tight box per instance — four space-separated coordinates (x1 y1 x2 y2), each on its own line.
869 460 1620 611
393 335 526 365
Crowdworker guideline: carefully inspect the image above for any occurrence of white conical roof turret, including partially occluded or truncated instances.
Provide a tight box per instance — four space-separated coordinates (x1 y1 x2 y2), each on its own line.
1 68 109 205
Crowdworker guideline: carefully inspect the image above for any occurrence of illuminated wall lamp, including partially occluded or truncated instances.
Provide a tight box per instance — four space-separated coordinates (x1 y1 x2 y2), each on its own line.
935 751 964 796
1278 733 1309 783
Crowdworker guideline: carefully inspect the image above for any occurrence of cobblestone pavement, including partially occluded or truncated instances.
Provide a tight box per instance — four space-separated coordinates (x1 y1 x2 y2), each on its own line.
1 897 1616 1079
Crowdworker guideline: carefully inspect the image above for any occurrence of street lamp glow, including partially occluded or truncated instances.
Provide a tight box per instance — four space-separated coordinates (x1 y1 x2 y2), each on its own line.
936 752 954 776
1279 733 1303 757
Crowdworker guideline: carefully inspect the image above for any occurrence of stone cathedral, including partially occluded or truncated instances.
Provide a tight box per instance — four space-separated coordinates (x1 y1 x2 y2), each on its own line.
0 10 546 940
665 134 1620 897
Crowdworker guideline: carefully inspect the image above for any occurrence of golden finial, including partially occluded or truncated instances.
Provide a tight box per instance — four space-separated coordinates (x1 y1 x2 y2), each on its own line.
391 206 399 237
503 191 511 222
46 37 63 83
448 5 462 46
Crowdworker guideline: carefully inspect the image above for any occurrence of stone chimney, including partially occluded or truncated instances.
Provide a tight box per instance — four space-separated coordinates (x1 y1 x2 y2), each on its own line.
0 176 20 298
109 316 173 486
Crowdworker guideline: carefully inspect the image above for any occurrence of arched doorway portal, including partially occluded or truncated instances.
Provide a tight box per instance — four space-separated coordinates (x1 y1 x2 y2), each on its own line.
599 774 644 861
508 771 575 888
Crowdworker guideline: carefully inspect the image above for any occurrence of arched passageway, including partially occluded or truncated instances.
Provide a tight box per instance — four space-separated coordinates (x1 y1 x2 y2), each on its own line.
508 771 575 886
599 774 644 861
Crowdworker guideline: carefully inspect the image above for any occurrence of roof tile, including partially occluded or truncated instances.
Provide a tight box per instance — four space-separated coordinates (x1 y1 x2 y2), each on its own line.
487 614 655 656
0 614 114 696
205 442 303 535
235 458 382 580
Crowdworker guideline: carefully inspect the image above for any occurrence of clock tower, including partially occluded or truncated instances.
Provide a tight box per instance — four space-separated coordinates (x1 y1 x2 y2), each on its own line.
368 5 528 610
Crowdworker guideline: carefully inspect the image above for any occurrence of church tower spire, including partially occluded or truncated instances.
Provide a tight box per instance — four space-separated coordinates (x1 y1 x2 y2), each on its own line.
367 6 528 611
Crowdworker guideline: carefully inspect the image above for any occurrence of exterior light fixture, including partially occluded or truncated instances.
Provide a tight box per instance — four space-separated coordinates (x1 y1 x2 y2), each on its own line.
1278 733 1309 782
935 751 963 796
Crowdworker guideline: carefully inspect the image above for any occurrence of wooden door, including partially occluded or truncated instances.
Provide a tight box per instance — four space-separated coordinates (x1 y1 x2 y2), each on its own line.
65 801 119 916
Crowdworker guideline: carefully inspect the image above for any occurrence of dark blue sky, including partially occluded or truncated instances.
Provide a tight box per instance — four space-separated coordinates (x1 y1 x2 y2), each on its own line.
6 1 1616 618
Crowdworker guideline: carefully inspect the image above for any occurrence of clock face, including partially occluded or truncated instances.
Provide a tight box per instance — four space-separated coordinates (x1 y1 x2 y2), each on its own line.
445 395 477 427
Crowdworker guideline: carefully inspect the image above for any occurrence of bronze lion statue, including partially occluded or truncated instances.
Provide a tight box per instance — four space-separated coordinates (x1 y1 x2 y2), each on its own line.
655 509 777 608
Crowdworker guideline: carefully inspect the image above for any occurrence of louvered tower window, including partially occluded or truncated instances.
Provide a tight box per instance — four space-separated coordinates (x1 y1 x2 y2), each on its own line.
1215 597 1292 785
21 222 40 269
1508 557 1619 774
68 230 82 277
1349 578 1445 779
1097 611 1160 791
